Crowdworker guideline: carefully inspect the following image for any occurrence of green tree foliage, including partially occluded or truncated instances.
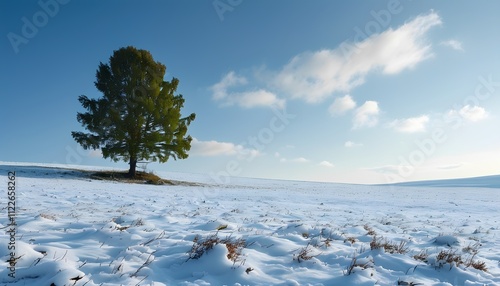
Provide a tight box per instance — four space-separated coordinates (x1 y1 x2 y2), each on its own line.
72 46 195 177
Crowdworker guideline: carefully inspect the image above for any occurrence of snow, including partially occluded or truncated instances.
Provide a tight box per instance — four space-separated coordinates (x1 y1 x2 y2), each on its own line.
1 162 499 285
392 175 500 189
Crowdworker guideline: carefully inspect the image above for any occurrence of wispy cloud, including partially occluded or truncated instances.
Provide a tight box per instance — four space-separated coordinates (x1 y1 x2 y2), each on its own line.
390 115 430 133
353 101 380 129
280 157 310 163
345 141 363 148
272 11 442 103
190 138 259 158
440 39 464 51
329 95 356 116
364 165 401 174
319 160 334 168
291 157 309 163
437 163 463 170
211 71 285 109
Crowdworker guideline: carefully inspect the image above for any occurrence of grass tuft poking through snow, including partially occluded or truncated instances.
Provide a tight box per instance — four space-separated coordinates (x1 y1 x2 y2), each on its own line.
188 233 247 266
370 236 409 254
293 244 317 263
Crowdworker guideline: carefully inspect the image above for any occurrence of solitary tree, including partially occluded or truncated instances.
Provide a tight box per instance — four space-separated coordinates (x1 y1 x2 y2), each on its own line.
72 46 196 177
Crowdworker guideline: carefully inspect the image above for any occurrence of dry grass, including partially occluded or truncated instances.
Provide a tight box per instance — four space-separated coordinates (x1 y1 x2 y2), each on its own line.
115 225 129 231
397 279 423 285
187 234 247 263
344 257 374 276
132 218 145 227
462 243 488 272
436 249 463 267
90 170 169 185
413 250 429 263
322 237 332 248
364 224 376 236
216 224 228 231
224 238 246 263
344 236 357 244
434 249 487 272
468 259 488 271
89 170 205 186
370 236 409 254
411 242 488 272
462 242 481 255
293 245 316 263
188 234 220 260
39 213 57 221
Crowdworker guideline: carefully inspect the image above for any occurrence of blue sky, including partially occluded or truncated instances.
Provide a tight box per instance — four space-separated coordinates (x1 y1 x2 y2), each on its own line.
2 1 500 184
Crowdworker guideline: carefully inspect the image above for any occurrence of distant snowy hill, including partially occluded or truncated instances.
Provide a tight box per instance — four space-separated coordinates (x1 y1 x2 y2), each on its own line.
391 175 500 188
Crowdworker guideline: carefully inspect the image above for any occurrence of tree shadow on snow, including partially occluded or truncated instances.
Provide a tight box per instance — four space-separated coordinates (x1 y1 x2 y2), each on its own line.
0 164 89 180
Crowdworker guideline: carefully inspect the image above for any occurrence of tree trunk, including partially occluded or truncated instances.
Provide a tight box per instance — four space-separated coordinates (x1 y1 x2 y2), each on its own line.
128 158 137 178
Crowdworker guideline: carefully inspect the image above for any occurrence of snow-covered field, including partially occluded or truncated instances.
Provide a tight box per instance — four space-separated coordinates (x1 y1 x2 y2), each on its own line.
1 162 499 286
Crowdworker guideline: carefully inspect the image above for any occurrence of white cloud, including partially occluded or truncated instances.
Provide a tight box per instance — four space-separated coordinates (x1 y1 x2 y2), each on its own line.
458 105 488 122
319 161 334 168
292 157 309 163
329 95 357 116
440 39 464 51
446 105 488 123
280 157 309 163
211 71 247 100
88 149 103 158
236 89 285 109
190 138 259 158
437 163 463 170
211 71 285 109
345 141 363 148
210 11 441 118
273 11 442 103
353 101 380 129
364 165 400 174
390 115 429 133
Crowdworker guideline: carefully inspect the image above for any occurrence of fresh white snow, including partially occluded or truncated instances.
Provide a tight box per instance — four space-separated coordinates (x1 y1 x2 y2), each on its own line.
1 162 499 285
